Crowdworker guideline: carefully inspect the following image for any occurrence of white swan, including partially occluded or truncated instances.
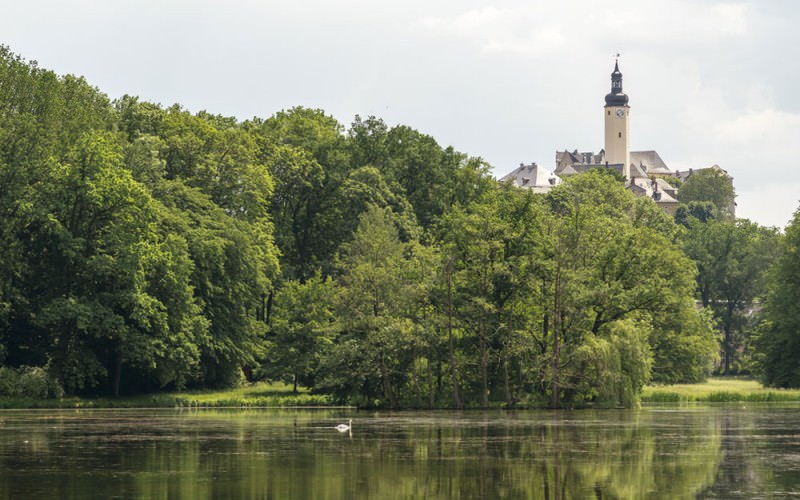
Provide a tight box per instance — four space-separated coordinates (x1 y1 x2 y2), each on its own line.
335 419 352 433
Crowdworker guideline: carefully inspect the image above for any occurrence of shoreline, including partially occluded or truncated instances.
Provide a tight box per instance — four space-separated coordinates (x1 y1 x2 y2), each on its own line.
4 377 800 410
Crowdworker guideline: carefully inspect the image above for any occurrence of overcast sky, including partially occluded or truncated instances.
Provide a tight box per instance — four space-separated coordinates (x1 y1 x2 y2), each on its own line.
2 0 799 227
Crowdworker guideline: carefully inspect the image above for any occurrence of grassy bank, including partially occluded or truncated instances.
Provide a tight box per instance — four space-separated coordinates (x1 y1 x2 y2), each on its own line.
0 381 341 409
7 377 800 409
642 377 800 403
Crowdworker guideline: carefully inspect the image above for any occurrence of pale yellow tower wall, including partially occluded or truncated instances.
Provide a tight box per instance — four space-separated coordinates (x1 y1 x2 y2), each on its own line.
604 105 630 179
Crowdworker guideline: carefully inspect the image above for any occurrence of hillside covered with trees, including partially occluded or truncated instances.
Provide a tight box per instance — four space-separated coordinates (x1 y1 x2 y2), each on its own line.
0 47 795 408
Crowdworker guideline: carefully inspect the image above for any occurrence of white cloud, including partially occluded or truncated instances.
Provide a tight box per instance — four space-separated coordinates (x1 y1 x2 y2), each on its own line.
714 109 800 148
421 5 569 55
1 0 795 228
421 1 752 56
713 3 749 35
483 29 567 56
737 182 800 229
676 93 800 183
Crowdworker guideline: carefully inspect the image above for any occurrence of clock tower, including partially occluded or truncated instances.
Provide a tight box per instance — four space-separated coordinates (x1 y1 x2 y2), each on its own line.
604 60 630 179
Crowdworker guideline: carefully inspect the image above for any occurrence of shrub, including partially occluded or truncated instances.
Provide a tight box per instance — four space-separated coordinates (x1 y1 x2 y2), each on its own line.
0 365 64 399
17 366 51 398
0 366 19 396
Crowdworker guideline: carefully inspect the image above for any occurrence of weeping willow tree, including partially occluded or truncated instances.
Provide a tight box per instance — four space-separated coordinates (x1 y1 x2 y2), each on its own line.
537 170 713 408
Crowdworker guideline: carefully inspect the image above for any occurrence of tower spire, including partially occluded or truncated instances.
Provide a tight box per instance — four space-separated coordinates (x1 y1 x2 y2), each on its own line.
605 57 628 106
603 56 631 180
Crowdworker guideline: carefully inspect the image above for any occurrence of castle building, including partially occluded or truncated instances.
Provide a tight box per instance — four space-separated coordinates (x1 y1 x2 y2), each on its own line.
498 161 561 193
500 60 733 216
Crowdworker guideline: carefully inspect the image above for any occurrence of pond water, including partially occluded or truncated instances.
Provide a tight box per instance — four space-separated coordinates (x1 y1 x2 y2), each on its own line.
1 405 799 499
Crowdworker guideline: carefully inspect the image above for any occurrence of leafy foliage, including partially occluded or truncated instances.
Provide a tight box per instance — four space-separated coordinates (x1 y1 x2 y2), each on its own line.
0 46 773 408
261 273 336 391
677 168 736 219
681 217 779 373
754 209 800 387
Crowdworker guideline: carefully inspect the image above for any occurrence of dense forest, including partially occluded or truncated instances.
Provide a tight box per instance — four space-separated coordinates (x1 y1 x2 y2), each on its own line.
0 46 796 408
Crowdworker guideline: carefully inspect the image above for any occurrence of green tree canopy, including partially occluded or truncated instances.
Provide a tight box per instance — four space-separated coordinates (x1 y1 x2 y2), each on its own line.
317 205 421 407
261 273 336 392
755 209 800 387
677 168 736 219
682 218 779 373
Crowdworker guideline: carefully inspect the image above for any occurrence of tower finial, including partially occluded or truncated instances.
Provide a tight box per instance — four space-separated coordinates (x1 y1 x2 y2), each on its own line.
605 57 627 105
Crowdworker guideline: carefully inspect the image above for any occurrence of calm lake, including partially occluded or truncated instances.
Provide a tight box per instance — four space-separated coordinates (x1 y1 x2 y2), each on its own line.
1 405 799 499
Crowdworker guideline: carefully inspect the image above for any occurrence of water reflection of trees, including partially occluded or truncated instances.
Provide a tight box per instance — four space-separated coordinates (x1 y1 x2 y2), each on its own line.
0 409 729 499
698 409 800 498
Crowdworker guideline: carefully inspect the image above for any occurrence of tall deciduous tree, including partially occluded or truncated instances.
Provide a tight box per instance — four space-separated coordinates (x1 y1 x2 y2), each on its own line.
17 132 208 394
258 107 352 279
262 274 336 392
0 48 114 359
157 180 277 387
677 168 736 219
264 144 325 279
437 196 506 408
541 170 708 406
318 205 418 407
682 218 779 373
754 209 800 387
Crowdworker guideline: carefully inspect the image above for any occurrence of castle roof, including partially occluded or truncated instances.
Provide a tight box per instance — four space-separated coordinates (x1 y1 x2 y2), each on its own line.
499 162 560 193
556 149 668 180
630 161 648 178
652 188 678 204
654 178 677 195
675 164 733 183
630 150 671 175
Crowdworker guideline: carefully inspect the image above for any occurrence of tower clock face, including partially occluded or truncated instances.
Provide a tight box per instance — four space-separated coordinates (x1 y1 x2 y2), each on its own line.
615 108 625 118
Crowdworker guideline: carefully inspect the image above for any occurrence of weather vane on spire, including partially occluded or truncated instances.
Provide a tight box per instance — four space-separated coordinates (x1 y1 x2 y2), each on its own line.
615 53 620 60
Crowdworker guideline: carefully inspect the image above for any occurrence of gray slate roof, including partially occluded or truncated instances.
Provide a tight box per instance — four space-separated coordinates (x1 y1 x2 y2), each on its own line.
630 162 648 179
499 163 560 192
503 150 731 213
675 164 733 183
630 150 671 175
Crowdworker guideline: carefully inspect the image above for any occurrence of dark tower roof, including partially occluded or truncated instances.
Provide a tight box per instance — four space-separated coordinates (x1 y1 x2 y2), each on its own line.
605 60 629 106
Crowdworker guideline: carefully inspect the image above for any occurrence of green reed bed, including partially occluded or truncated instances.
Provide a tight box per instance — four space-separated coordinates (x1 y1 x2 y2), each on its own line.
0 381 338 409
643 377 800 403
170 383 336 408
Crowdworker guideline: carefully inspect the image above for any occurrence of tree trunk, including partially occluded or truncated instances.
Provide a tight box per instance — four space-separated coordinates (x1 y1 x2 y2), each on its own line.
504 310 514 407
551 324 560 409
722 301 736 374
265 290 273 325
447 265 463 409
722 322 734 374
428 348 435 409
480 329 489 409
379 353 397 409
436 357 443 400
551 268 561 409
113 350 122 398
503 359 512 407
414 355 424 408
